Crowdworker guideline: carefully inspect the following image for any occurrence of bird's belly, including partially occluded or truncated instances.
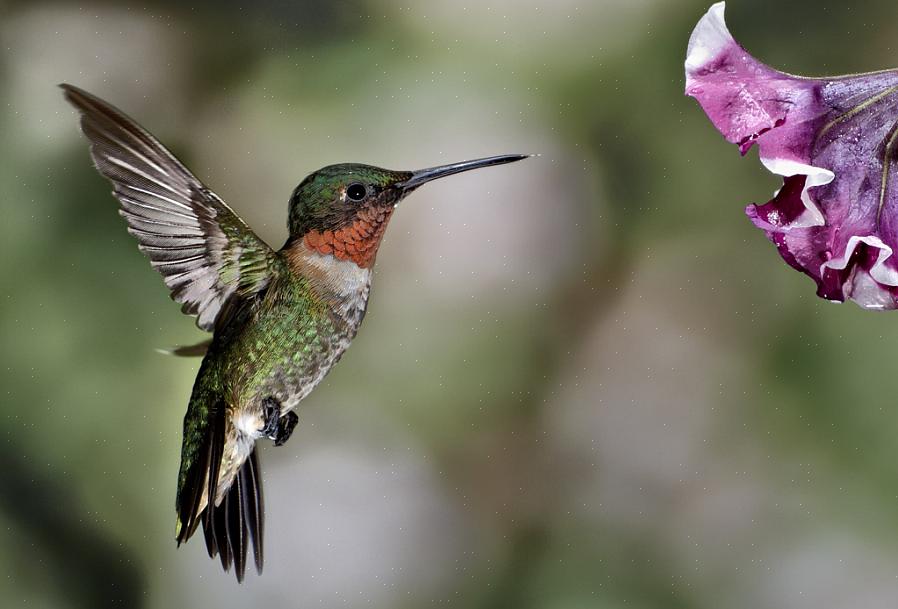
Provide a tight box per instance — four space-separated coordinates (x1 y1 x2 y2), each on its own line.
224 309 361 424
218 261 370 438
257 329 354 413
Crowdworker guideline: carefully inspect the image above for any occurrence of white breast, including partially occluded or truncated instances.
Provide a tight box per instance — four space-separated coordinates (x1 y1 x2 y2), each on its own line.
303 252 372 319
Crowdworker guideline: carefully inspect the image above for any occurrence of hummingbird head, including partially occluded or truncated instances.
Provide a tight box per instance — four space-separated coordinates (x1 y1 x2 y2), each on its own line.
287 155 528 268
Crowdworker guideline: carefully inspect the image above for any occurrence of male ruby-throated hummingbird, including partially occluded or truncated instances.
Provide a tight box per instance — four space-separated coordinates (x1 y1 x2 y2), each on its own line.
61 84 527 581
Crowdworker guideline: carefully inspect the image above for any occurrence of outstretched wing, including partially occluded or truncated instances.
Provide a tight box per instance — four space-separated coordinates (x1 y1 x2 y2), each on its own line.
61 84 278 331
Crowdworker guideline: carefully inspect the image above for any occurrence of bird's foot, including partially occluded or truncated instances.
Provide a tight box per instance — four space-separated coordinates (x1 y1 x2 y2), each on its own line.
260 396 299 446
260 397 282 438
274 412 299 447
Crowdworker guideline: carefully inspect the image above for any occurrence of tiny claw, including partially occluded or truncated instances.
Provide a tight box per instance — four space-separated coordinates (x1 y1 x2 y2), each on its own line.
261 397 281 439
274 412 299 447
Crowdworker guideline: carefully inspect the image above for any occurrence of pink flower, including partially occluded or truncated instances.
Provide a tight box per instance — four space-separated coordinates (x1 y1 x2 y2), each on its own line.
686 2 898 309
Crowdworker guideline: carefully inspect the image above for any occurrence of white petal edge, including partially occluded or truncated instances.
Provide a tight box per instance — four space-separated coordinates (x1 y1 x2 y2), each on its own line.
685 2 731 75
843 266 896 310
759 156 831 229
821 235 898 309
761 160 898 309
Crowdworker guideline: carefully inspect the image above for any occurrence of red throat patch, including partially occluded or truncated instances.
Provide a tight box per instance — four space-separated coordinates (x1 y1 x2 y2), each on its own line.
302 205 395 268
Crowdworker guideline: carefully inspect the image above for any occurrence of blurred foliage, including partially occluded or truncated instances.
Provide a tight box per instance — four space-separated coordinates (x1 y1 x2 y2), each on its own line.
5 1 898 608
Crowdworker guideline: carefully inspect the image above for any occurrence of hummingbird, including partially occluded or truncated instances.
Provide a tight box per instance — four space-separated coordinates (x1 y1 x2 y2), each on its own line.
61 84 527 581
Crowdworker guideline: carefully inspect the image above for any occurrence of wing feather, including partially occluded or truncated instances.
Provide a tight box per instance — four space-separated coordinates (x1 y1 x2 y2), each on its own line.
62 83 279 331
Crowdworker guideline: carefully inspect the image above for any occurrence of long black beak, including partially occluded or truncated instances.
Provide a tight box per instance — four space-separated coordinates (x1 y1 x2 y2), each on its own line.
397 154 529 191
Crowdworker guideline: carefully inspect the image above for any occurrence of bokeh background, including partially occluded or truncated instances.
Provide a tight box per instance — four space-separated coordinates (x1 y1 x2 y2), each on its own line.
5 0 898 607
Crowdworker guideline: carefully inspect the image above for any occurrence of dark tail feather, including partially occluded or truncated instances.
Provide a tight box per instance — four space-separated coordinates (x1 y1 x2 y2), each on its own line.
210 485 232 572
202 448 265 582
241 450 265 573
176 401 226 546
204 405 226 563
228 472 248 579
174 400 264 582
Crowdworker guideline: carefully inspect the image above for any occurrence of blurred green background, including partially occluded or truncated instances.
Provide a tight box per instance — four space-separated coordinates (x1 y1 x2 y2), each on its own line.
4 0 898 607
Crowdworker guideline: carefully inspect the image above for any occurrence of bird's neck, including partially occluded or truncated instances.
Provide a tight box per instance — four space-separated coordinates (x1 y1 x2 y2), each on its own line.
282 238 372 305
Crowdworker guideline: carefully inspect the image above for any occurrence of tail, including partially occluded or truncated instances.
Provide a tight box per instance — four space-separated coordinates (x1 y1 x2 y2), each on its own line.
175 400 265 581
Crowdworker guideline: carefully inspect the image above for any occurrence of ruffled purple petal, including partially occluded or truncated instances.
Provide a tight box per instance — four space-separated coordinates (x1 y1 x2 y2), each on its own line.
686 2 898 309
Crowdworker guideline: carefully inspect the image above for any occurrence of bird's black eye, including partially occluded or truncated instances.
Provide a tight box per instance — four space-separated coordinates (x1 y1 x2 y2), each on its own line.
346 183 367 201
